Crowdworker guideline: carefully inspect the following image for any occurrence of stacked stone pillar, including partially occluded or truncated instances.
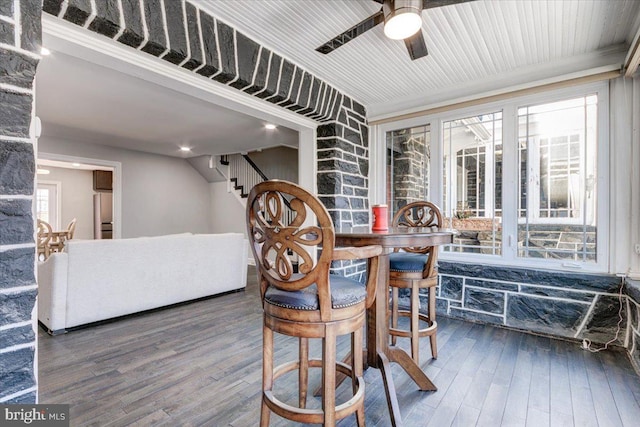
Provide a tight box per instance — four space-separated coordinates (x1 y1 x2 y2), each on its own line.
389 129 428 214
0 0 42 404
317 96 370 280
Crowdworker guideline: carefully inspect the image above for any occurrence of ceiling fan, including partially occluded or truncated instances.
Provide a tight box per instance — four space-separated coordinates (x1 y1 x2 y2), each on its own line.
316 0 475 61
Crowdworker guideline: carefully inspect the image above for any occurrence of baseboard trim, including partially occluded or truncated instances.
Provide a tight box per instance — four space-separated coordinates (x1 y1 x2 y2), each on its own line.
38 321 67 336
39 288 246 335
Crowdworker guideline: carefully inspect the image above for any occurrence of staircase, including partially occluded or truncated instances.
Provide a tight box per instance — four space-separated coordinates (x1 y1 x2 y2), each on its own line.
220 154 267 199
218 154 265 201
217 154 295 224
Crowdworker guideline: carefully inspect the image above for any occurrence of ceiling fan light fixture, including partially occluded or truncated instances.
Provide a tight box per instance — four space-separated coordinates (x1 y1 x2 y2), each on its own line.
383 0 422 40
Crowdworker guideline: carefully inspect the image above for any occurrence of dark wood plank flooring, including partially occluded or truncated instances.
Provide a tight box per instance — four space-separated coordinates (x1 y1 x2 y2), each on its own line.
39 267 640 426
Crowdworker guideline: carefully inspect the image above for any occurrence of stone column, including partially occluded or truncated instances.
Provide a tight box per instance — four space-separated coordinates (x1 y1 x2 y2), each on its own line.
317 96 369 280
390 130 428 213
0 0 41 404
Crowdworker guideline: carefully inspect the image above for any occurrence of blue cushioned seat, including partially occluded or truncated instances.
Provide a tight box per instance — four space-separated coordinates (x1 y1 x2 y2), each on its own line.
265 274 366 311
389 252 429 272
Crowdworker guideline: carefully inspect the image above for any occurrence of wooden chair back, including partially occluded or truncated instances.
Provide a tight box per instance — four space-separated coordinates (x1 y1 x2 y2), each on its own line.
37 219 53 260
66 218 77 239
392 201 443 277
246 180 337 321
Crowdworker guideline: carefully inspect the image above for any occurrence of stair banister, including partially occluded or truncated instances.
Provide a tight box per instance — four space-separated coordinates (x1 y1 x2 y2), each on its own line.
222 153 295 224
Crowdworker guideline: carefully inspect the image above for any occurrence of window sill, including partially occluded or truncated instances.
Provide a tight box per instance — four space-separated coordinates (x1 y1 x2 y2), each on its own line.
439 251 608 275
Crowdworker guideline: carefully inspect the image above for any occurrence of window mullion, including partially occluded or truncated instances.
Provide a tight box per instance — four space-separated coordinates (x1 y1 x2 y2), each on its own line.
530 137 540 219
430 120 443 207
485 143 494 216
502 104 518 261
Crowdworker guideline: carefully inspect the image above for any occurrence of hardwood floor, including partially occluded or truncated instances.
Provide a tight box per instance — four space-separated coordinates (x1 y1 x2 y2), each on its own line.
39 267 640 426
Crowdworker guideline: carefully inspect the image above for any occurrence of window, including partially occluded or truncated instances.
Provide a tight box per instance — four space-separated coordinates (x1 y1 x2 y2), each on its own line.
382 83 607 271
36 188 50 223
443 112 502 255
36 183 59 229
518 96 598 262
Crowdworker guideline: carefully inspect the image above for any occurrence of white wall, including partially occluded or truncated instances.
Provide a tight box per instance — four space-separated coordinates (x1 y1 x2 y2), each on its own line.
610 76 640 277
40 166 95 240
630 76 640 278
38 137 212 238
248 146 298 183
210 181 247 236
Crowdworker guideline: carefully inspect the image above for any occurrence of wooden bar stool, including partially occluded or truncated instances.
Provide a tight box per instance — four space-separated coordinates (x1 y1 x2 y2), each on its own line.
246 180 381 426
388 201 442 364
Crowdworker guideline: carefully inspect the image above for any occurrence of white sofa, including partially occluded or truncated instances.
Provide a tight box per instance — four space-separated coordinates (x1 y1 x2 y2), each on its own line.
38 233 249 333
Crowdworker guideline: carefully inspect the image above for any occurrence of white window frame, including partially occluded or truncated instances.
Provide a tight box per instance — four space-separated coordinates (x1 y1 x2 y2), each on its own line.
372 81 609 273
518 119 589 225
442 112 503 222
36 180 62 230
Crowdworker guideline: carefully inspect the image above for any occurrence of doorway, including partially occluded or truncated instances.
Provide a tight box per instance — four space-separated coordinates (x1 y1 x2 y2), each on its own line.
36 155 121 239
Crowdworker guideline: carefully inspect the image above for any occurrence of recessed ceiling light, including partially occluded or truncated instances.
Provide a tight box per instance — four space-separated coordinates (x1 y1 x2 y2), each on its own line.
37 168 50 175
180 146 192 152
265 124 277 130
40 47 51 56
72 162 80 167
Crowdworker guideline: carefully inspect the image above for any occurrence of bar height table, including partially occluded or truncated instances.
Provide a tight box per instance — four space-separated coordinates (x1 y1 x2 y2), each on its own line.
335 226 455 426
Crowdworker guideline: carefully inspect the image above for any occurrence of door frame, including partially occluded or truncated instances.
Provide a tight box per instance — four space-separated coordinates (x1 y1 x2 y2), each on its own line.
37 153 122 239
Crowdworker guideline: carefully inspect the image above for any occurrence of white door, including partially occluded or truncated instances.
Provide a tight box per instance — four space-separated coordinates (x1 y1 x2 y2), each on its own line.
36 182 60 229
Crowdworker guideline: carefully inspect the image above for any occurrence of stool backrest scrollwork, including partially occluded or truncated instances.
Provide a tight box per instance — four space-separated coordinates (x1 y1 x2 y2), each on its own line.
246 180 338 321
392 201 443 277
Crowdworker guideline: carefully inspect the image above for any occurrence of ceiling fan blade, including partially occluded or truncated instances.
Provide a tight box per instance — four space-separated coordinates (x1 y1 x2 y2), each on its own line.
422 0 475 10
316 9 384 54
404 30 428 60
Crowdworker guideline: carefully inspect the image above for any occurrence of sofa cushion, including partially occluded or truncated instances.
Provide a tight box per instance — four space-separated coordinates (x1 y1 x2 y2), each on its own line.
265 274 366 310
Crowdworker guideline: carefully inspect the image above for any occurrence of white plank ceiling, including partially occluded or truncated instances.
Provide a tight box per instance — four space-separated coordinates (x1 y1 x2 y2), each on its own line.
199 0 640 119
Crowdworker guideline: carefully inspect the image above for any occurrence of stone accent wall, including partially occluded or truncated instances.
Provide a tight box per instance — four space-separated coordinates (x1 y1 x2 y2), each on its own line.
317 99 369 228
625 279 640 374
0 0 41 404
397 262 626 347
317 97 370 280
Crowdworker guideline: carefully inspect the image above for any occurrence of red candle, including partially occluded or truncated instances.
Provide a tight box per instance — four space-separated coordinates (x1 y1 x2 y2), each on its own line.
372 204 389 231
